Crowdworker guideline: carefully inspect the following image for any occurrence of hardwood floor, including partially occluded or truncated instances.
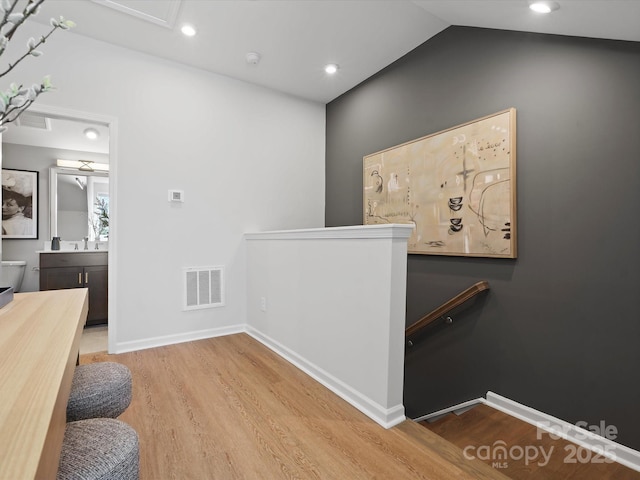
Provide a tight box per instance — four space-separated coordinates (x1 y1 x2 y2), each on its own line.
81 334 508 479
421 404 640 479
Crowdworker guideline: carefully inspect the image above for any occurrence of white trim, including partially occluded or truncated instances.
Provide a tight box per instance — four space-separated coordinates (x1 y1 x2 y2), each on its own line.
245 326 406 429
412 397 486 423
485 391 640 473
107 116 118 355
113 325 245 354
244 224 414 241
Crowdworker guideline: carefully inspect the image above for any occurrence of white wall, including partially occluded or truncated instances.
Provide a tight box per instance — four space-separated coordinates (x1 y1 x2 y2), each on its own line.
4 22 325 350
245 225 414 428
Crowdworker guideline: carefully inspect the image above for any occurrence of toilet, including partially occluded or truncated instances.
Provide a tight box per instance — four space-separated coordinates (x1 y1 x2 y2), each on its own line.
1 260 26 292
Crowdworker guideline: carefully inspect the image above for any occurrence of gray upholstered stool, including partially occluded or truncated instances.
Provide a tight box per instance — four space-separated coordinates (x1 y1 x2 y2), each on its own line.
67 362 132 422
57 418 139 480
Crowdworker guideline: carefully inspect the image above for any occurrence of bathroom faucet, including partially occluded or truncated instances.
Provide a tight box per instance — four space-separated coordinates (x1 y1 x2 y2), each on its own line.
83 237 88 250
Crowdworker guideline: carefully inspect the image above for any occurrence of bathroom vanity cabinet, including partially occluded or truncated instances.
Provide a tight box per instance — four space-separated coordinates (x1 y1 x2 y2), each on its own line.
39 252 108 326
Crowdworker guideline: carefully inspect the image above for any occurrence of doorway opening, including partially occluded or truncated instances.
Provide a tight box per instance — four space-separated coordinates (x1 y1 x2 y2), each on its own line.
1 104 117 353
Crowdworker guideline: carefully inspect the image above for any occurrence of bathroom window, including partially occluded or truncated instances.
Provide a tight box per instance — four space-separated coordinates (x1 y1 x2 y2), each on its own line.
91 193 109 241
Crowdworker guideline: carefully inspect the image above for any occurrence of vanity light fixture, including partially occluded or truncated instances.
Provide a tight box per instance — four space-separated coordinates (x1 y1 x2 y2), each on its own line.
324 63 339 75
56 159 110 172
181 24 197 37
83 127 99 140
529 1 560 13
78 161 94 172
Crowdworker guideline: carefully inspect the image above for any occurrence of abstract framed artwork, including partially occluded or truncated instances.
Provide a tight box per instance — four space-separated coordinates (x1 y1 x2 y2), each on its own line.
2 168 39 239
363 108 517 258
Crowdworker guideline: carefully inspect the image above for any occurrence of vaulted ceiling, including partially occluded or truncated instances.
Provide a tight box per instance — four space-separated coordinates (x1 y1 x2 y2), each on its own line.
5 0 639 152
33 0 640 104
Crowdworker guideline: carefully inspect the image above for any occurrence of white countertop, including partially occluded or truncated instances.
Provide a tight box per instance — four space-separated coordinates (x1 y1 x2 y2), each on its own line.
39 240 108 253
37 250 108 254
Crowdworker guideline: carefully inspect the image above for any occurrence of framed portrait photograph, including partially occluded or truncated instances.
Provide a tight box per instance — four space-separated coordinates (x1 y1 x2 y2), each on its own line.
2 168 39 239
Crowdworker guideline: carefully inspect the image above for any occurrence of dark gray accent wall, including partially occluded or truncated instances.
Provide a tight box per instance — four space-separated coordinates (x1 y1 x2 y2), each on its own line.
325 26 640 450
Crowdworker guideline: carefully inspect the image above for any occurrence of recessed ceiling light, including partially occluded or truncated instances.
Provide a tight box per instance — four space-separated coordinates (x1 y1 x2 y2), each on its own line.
529 1 560 13
181 24 197 37
324 64 339 75
83 128 99 140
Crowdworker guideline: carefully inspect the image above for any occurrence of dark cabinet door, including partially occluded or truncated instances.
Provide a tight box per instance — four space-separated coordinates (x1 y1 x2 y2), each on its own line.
39 262 109 327
39 266 83 291
85 265 108 325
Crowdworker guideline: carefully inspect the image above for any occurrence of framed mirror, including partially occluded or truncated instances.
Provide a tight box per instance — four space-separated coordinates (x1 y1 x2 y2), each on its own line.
50 166 109 241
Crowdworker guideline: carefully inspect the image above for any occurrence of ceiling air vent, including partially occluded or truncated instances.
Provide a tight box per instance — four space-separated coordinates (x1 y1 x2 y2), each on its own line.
183 266 224 311
91 0 181 29
14 112 51 130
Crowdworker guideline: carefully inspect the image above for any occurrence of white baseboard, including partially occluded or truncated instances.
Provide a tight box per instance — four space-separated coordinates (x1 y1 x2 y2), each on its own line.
485 391 640 473
112 325 245 354
245 326 406 429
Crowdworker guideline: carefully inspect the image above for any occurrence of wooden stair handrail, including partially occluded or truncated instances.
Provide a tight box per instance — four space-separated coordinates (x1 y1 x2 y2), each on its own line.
405 281 490 338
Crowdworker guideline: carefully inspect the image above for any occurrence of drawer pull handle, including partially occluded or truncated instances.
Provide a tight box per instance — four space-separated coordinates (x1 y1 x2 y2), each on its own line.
85 272 89 284
78 273 82 285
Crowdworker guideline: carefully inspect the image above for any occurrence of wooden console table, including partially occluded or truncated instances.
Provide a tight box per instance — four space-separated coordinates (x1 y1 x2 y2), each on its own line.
0 289 88 479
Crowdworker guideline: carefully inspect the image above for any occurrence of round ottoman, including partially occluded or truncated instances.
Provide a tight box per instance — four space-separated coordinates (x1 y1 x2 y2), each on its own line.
57 418 139 480
67 362 132 422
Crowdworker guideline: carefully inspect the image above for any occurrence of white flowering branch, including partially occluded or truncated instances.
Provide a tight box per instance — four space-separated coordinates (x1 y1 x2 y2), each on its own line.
0 0 74 131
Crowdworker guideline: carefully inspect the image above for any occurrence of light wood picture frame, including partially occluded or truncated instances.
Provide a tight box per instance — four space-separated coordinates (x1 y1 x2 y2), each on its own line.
363 108 517 258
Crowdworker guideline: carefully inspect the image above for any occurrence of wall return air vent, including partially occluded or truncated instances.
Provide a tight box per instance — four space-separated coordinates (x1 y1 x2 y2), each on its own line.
183 266 224 311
